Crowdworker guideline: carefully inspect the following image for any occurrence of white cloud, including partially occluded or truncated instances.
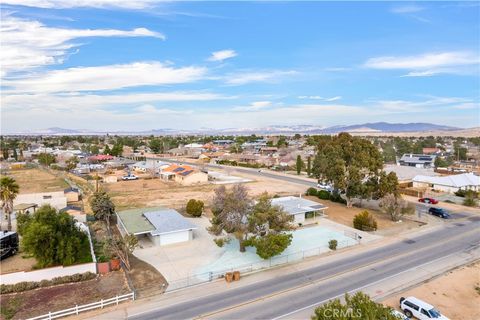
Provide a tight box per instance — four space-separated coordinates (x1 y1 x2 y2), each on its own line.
207 49 237 62
298 95 323 100
135 104 192 115
325 96 342 102
1 14 165 77
364 51 479 77
3 62 207 93
0 0 158 9
364 51 478 70
232 101 272 111
370 96 476 113
391 5 425 14
2 91 232 111
298 95 341 102
225 70 297 85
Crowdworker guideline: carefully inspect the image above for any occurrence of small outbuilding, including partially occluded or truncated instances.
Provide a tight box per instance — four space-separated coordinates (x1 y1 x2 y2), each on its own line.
116 207 197 246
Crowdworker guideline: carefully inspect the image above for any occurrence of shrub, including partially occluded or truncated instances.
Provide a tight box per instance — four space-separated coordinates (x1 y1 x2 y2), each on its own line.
317 190 331 200
0 272 96 294
328 239 338 250
463 196 478 207
306 187 318 196
330 192 347 204
250 233 293 259
353 210 378 231
213 237 230 247
186 199 204 217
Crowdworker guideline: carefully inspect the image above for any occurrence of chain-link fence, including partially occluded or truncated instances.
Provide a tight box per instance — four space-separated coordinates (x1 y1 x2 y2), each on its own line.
166 239 354 291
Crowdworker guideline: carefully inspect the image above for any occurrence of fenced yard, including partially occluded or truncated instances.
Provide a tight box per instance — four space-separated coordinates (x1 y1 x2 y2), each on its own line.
26 292 135 320
166 236 356 292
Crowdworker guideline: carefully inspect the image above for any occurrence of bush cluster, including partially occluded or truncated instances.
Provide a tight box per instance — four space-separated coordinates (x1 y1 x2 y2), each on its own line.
213 237 230 247
1 272 96 294
186 199 204 217
353 210 378 231
216 160 264 169
305 188 347 204
328 239 338 250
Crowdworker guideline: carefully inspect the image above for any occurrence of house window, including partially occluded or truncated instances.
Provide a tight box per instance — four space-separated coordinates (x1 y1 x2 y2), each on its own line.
43 195 52 199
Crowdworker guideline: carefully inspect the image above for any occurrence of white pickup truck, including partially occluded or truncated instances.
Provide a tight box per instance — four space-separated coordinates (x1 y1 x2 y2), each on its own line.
122 174 138 181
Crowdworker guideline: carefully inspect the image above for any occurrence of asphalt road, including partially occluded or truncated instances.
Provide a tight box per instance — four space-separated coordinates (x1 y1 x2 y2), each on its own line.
128 216 480 320
160 158 318 188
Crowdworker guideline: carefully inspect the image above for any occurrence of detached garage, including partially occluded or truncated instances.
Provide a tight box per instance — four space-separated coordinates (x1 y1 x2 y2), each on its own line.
116 207 197 246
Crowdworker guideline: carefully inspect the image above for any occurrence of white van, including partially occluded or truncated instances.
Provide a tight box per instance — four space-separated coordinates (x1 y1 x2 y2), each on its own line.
400 297 449 320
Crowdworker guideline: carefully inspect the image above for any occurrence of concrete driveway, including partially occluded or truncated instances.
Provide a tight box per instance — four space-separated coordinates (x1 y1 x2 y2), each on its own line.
133 216 224 283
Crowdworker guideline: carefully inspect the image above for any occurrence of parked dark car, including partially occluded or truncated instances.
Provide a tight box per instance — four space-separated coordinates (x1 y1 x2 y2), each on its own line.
0 231 19 260
418 197 439 204
428 207 451 219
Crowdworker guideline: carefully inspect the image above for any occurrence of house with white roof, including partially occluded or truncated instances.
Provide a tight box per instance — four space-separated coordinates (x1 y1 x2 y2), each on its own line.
399 154 436 168
116 207 197 246
412 172 479 193
271 196 328 225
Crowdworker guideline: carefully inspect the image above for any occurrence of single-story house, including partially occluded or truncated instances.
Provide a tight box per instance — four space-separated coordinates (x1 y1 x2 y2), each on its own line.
412 172 479 193
116 207 197 246
130 160 170 174
14 191 67 210
399 154 436 168
271 196 328 225
160 164 208 185
60 205 86 222
64 187 80 202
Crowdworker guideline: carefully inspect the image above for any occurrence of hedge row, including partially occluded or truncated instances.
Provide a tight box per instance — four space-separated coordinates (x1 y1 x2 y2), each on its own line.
306 187 347 204
1 272 96 294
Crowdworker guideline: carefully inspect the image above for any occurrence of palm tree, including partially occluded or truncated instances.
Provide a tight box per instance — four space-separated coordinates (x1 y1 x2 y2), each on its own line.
1 177 20 231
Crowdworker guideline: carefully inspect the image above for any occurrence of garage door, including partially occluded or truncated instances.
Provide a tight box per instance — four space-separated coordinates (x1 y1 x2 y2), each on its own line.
160 230 191 246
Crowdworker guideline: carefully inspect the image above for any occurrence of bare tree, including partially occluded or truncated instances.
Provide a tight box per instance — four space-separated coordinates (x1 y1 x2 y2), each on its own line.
105 234 138 270
379 194 414 222
210 184 252 252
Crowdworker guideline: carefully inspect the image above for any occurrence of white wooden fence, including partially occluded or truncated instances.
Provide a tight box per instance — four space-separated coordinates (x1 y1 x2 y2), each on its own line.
27 292 135 320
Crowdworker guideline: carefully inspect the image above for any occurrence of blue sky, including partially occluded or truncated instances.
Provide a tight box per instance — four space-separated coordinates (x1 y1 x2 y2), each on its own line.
1 1 479 133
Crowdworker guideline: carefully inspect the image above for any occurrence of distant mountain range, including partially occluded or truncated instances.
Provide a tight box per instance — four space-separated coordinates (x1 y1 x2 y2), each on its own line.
11 122 462 136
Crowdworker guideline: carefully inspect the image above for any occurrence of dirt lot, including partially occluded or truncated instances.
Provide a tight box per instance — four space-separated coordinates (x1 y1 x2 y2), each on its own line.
383 262 480 320
8 168 68 193
0 271 129 320
0 253 36 274
127 254 168 298
102 170 306 211
304 196 422 232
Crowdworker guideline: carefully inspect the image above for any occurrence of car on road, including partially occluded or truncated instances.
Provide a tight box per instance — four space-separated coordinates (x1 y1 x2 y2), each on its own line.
428 207 451 219
122 174 138 181
316 182 333 192
400 296 449 320
418 197 438 204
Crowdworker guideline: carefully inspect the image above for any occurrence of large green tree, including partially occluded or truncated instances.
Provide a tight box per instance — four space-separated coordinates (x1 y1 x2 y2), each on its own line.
210 188 293 257
90 191 116 230
37 153 56 166
313 133 383 207
18 205 91 267
0 177 19 231
296 155 304 175
312 292 401 320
